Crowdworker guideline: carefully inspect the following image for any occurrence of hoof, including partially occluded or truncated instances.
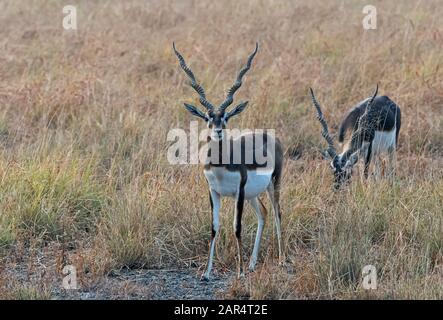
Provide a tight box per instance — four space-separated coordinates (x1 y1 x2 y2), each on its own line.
200 274 210 282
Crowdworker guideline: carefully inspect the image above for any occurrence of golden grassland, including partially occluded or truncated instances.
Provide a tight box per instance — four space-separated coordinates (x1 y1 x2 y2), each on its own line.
0 0 442 299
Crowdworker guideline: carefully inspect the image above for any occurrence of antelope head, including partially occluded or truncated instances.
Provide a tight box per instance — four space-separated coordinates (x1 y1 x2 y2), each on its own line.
309 85 378 188
173 42 258 142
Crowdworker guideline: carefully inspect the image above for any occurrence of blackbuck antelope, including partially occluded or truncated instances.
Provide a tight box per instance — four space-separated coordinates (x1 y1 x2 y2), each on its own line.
309 85 401 188
173 43 284 280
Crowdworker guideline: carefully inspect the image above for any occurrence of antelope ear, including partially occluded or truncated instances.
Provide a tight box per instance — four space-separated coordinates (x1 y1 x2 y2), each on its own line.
344 151 359 169
225 101 249 120
183 103 208 121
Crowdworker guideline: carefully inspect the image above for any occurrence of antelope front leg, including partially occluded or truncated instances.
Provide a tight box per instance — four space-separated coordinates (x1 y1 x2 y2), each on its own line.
373 156 382 180
364 141 373 180
234 188 245 278
201 190 220 281
387 147 397 180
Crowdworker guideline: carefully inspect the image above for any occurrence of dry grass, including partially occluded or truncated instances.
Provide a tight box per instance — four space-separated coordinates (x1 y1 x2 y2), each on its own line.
0 0 442 299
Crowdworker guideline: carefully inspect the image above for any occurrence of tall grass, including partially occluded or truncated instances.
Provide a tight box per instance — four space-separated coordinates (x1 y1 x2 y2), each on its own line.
0 0 442 299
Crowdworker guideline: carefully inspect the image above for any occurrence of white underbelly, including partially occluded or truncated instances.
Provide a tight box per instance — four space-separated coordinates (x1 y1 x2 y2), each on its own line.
371 128 396 155
204 168 272 199
204 168 241 197
244 170 272 199
361 128 396 159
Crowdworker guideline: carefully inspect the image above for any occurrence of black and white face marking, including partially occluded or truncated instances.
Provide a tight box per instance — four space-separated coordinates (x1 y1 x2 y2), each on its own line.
330 157 348 188
207 111 228 142
330 152 358 189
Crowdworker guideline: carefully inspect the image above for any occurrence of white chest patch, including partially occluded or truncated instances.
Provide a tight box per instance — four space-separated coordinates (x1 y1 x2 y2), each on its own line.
204 168 241 197
204 168 273 199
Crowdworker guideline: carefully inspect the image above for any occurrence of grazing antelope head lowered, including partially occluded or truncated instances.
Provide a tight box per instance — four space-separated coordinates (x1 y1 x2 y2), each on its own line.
173 42 284 281
309 85 401 189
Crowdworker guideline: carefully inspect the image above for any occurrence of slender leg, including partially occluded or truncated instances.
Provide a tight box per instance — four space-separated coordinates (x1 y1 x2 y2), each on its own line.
248 197 267 272
233 188 245 278
387 146 397 180
373 156 381 180
364 141 373 180
267 182 283 264
201 189 221 281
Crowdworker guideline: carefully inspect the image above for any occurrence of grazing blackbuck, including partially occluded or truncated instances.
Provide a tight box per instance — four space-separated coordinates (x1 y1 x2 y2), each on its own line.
309 85 401 188
173 43 284 280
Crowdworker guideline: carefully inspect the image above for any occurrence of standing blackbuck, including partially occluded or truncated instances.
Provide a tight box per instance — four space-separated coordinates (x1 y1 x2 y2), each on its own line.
173 42 284 280
309 85 401 188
